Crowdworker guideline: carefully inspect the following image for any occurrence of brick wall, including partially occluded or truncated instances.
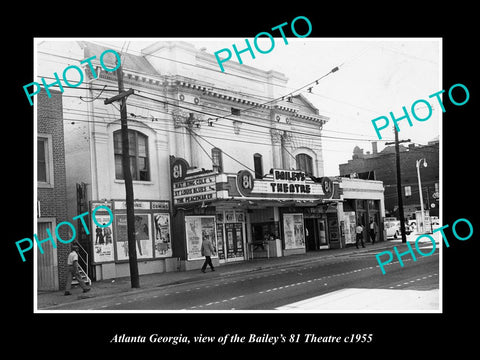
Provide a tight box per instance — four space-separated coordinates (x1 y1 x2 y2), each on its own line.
37 89 70 290
339 144 439 218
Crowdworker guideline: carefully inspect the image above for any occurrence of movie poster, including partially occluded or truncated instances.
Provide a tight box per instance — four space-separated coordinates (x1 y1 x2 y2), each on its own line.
185 216 217 260
153 213 172 258
344 211 357 245
284 213 305 250
92 213 115 263
115 213 152 261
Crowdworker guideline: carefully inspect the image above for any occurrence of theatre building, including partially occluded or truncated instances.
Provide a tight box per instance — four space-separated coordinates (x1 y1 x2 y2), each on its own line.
170 160 344 270
38 40 386 280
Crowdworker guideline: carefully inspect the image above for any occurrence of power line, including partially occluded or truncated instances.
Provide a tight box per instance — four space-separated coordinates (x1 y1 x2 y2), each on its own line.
132 91 394 142
210 66 340 124
35 54 393 141
37 44 375 124
187 127 257 174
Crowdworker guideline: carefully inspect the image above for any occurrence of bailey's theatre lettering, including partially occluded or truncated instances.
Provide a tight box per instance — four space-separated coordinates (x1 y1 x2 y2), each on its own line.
269 169 310 194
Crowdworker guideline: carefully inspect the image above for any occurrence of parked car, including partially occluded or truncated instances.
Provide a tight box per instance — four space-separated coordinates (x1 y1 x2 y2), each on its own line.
385 220 400 239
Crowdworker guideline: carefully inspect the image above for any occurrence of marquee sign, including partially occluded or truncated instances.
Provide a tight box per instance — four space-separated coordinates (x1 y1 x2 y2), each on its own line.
270 169 310 194
235 169 338 200
173 175 217 205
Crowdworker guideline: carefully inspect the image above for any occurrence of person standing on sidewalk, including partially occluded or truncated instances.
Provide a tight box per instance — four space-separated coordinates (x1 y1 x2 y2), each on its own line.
64 244 91 295
369 218 378 244
355 223 365 249
201 235 216 273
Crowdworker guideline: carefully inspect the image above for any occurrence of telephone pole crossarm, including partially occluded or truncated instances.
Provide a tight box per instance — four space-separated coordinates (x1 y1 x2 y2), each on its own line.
104 89 134 105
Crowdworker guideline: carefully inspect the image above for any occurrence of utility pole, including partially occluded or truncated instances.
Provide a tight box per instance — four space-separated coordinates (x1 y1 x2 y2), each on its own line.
104 63 139 288
385 127 410 243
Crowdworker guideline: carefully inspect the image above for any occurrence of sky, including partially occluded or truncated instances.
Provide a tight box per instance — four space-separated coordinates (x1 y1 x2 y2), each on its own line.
88 38 441 176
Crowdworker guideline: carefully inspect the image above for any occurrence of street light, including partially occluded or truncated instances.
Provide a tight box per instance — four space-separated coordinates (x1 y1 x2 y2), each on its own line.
416 158 427 233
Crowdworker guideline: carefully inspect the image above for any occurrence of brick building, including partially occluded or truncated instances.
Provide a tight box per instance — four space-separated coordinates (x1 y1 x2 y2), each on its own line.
338 139 439 219
37 89 70 290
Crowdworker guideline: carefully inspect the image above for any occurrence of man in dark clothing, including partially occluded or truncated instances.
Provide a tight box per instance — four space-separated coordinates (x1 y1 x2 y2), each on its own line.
369 218 379 244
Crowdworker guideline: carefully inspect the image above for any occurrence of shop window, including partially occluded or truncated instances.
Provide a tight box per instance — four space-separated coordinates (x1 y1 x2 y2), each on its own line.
253 153 263 179
38 135 54 187
114 130 150 181
212 147 223 173
368 200 380 210
295 153 313 175
356 199 366 209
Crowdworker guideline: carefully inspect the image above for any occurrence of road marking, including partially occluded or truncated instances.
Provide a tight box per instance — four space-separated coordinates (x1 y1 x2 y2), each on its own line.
388 273 438 289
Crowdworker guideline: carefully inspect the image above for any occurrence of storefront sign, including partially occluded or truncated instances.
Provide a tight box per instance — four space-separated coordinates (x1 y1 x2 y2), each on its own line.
152 201 170 211
114 200 151 210
173 175 217 205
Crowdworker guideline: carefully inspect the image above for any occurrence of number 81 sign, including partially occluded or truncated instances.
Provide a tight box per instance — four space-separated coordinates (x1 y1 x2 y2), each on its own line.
171 158 189 182
237 170 254 196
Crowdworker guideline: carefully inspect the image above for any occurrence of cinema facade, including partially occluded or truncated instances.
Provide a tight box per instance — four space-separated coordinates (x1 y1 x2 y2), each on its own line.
38 40 386 282
170 157 385 270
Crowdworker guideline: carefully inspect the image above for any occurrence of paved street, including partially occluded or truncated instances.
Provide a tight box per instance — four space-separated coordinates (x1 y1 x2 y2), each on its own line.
41 237 440 312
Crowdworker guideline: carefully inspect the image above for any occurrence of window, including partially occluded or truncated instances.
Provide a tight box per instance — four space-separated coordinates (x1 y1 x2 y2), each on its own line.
38 135 53 187
114 130 150 181
253 153 263 179
212 147 223 173
38 138 48 183
295 153 313 175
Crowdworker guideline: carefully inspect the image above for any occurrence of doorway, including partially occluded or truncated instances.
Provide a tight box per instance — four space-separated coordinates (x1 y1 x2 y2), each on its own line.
305 218 329 251
305 218 317 251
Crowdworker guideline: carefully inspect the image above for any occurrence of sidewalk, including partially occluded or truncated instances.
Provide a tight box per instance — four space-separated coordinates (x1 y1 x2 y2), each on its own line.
36 237 422 310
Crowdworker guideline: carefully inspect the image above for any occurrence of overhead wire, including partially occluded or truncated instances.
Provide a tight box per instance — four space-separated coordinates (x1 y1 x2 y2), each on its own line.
36 43 389 128
38 42 441 156
35 61 395 143
36 41 430 176
133 91 394 142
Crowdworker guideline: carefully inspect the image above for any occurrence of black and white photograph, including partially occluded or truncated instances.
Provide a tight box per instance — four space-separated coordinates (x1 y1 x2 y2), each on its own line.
7 7 478 354
33 37 442 313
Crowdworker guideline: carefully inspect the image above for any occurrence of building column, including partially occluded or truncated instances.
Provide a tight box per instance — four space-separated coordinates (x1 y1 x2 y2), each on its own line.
271 129 283 169
281 130 293 170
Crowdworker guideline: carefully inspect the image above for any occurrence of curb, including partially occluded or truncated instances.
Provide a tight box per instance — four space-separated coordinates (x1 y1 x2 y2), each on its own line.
37 241 397 310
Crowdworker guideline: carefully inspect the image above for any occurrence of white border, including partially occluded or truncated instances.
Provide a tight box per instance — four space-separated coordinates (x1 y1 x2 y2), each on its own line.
33 37 442 314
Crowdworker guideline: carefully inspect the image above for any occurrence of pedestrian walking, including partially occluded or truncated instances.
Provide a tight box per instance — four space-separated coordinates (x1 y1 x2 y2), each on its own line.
355 223 365 249
369 218 378 244
64 244 91 295
201 235 216 273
